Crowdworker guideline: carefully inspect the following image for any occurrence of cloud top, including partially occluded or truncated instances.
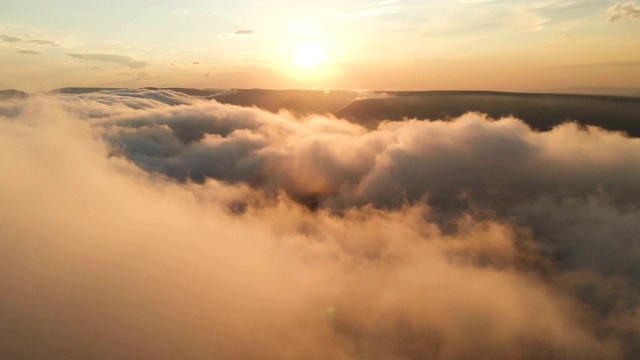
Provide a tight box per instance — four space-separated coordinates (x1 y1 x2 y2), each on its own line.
609 1 640 22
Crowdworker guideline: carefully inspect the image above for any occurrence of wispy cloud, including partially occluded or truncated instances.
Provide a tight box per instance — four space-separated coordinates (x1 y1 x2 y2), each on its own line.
26 39 59 46
0 34 59 46
66 53 149 68
18 49 42 55
609 1 640 23
217 29 258 39
0 35 22 43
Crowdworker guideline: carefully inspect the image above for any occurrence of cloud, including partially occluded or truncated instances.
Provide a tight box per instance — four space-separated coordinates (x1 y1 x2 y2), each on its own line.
0 34 59 46
234 29 257 35
609 1 640 23
0 34 22 43
217 29 258 39
1 91 640 359
26 39 59 46
66 53 149 68
17 49 42 55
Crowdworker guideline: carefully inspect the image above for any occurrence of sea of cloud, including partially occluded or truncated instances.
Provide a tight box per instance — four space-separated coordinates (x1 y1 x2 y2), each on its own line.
1 89 639 359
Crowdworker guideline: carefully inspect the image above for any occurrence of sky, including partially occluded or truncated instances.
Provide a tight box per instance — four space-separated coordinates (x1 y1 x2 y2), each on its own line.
1 0 640 91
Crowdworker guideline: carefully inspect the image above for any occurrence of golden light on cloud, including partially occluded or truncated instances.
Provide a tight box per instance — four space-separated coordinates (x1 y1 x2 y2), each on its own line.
294 42 326 67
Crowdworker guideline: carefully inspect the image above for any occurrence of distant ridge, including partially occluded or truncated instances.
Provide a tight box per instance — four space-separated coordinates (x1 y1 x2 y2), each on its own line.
551 87 640 98
336 91 640 137
142 87 222 97
51 87 122 94
211 88 362 115
49 87 224 97
0 89 28 100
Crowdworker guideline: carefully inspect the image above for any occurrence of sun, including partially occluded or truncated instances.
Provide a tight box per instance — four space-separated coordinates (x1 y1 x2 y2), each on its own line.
294 42 326 68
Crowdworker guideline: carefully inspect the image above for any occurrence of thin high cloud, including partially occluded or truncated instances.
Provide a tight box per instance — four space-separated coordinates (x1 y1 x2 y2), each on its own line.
66 53 149 69
0 34 59 46
609 1 640 22
17 49 42 55
217 29 258 39
0 34 21 43
1 90 640 359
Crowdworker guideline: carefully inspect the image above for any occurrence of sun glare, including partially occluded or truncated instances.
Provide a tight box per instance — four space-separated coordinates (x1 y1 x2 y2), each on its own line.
294 42 326 68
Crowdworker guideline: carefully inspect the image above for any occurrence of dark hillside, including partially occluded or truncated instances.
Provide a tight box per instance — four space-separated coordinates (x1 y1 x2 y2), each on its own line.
213 89 362 116
0 89 28 100
337 91 640 136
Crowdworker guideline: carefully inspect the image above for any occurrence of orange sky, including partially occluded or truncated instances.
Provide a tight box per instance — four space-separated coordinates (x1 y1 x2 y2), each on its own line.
1 0 640 91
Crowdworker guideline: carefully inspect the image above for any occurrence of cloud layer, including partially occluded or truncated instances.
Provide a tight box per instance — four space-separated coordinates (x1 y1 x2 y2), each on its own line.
1 90 639 359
